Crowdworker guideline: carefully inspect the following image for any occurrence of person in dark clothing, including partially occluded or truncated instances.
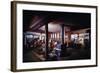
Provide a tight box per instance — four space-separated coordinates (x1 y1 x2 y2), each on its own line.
60 42 67 57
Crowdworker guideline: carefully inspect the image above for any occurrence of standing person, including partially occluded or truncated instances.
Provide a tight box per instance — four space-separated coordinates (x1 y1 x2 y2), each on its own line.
55 41 61 60
48 41 57 61
60 42 67 57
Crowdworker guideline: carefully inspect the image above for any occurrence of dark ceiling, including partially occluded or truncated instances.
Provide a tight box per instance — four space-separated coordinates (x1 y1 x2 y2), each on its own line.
23 10 91 32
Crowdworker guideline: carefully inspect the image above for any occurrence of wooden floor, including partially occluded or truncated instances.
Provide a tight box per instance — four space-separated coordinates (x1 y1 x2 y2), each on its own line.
23 47 90 62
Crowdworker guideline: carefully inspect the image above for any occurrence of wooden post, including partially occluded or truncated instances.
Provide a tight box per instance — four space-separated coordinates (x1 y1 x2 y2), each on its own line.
45 24 49 60
61 24 64 45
